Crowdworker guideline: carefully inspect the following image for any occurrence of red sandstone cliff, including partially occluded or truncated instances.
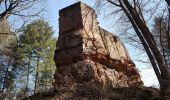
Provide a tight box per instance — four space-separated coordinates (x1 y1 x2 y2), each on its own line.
52 2 143 99
54 1 143 88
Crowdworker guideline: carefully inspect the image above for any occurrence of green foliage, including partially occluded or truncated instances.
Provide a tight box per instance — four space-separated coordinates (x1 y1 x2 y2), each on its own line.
13 19 56 97
17 20 56 96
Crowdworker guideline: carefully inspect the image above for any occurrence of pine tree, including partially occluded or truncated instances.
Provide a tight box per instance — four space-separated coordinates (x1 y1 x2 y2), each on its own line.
18 19 56 95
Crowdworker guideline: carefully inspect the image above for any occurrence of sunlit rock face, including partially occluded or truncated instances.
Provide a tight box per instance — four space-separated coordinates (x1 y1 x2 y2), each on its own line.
0 19 16 55
53 2 143 99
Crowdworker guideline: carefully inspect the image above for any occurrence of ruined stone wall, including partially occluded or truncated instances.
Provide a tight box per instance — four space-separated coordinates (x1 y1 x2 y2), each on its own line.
55 2 131 65
59 2 83 34
53 2 143 99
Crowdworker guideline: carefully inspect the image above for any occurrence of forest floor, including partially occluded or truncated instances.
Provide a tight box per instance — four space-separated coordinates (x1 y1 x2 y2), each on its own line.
23 86 170 100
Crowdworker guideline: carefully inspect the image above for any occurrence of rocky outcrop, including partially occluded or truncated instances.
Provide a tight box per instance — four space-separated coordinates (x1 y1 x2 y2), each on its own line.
52 2 143 99
23 2 170 100
25 86 161 100
0 19 16 55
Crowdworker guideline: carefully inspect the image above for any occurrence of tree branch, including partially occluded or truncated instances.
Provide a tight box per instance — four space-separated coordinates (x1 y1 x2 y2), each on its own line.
107 0 121 7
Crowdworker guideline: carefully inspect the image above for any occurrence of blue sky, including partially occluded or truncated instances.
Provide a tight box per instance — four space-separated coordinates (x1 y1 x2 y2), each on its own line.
45 0 159 87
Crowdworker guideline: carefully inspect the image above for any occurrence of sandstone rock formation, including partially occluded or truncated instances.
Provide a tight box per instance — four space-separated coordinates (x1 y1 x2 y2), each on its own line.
52 2 143 99
0 19 16 55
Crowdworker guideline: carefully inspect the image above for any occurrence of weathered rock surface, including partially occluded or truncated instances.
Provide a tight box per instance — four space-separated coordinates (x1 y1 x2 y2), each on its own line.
52 2 143 99
0 19 16 55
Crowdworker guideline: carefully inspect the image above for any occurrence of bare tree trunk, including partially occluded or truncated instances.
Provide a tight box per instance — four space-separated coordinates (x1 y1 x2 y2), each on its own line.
45 65 48 90
159 17 168 67
25 57 31 96
165 0 170 70
165 0 170 19
2 59 10 92
166 0 170 30
34 57 40 94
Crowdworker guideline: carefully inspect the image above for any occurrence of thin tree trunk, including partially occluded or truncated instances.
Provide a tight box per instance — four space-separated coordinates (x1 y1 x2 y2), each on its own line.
165 0 170 22
25 57 31 96
165 0 170 70
34 57 40 94
2 59 10 92
45 65 48 90
159 17 168 67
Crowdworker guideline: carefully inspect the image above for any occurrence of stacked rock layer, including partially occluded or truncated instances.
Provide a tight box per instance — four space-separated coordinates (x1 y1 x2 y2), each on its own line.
54 2 143 99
